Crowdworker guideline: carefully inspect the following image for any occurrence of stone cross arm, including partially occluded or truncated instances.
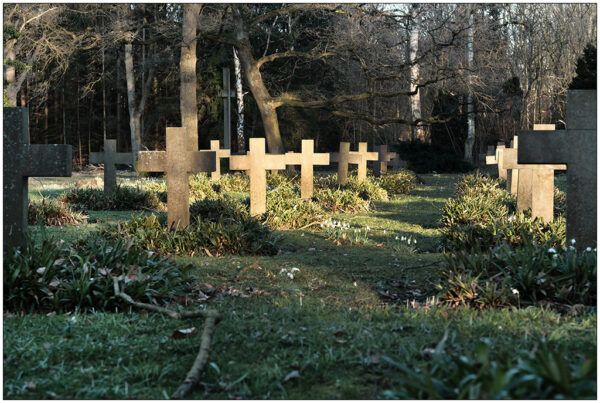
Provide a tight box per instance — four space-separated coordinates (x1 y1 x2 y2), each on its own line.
230 154 286 170
90 151 134 165
285 152 330 166
138 151 216 172
330 152 362 164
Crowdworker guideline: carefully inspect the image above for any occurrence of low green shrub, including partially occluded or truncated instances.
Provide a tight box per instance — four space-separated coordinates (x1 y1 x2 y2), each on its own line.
381 339 596 399
102 214 279 257
441 172 565 252
343 176 389 201
189 173 219 199
28 198 87 226
439 240 596 307
60 185 160 211
376 170 419 195
313 188 371 213
190 196 250 222
264 186 325 230
4 233 192 313
214 173 249 193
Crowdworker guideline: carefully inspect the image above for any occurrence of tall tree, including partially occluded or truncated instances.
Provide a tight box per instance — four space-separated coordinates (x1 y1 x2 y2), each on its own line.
464 5 475 162
180 4 203 150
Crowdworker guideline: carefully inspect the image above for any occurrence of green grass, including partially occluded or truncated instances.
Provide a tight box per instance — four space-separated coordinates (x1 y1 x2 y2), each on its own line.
5 171 596 399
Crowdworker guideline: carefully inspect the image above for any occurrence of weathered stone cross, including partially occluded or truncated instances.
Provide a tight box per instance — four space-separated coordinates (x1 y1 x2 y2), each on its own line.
518 90 597 246
3 107 72 247
486 141 507 180
284 139 330 199
373 145 398 177
137 127 216 228
503 133 566 221
204 140 231 181
330 142 378 185
229 137 286 215
89 139 134 195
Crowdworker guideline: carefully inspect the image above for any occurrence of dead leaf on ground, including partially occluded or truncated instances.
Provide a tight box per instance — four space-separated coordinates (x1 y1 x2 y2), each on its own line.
172 327 198 340
283 370 300 382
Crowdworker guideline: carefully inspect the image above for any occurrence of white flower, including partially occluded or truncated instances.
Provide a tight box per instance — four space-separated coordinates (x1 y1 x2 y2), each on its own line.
553 254 558 260
401 236 406 241
413 239 417 244
586 247 592 252
287 273 294 279
280 268 287 274
383 230 386 234
395 236 399 240
548 247 556 254
366 226 370 231
511 288 520 295
290 267 300 273
571 238 576 245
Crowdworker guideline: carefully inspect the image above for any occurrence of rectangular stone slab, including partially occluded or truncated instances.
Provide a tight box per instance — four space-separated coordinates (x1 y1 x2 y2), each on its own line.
137 127 216 228
89 139 134 195
517 90 597 246
229 137 286 215
284 139 330 199
3 107 72 247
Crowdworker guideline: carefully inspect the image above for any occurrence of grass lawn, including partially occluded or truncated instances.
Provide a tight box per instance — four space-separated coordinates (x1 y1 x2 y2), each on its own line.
4 172 596 399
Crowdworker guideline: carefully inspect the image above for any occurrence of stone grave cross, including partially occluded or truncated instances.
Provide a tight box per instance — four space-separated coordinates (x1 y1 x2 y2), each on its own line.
486 141 507 180
518 90 597 246
284 139 330 199
229 137 286 215
3 107 72 247
204 140 231 181
89 138 134 195
330 142 378 185
503 133 566 221
137 127 216 228
373 145 398 177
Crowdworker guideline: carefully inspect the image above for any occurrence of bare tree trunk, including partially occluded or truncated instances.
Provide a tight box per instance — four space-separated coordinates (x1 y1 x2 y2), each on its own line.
464 5 475 162
408 5 425 142
235 44 284 153
233 47 245 151
124 43 142 155
62 85 66 145
180 4 202 150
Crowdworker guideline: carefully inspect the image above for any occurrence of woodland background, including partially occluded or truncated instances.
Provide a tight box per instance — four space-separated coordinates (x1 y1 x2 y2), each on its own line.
3 3 597 167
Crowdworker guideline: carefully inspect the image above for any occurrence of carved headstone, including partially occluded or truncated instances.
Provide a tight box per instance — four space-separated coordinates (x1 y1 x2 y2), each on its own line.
137 127 216 228
373 145 398 177
518 90 597 245
3 107 72 247
89 139 134 195
284 139 330 199
229 138 286 215
204 140 230 181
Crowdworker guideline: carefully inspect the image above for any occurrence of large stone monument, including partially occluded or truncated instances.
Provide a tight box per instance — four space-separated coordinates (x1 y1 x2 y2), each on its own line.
373 145 398 177
137 127 216 228
518 90 597 246
3 107 72 247
229 138 286 215
204 140 231 181
284 139 330 199
89 138 134 195
330 142 378 185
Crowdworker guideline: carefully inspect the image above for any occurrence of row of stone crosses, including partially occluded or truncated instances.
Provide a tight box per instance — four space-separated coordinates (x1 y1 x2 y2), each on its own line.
3 90 596 248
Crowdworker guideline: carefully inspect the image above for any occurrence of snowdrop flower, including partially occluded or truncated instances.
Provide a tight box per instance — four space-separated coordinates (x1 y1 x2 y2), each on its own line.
511 288 519 295
280 268 287 274
571 238 576 245
383 230 386 234
290 267 300 273
366 226 370 231
586 247 592 252
395 236 399 240
553 254 558 260
547 247 556 254
401 236 406 241
287 273 294 279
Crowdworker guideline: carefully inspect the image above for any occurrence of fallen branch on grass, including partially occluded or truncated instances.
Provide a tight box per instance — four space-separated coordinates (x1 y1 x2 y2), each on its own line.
171 310 221 399
113 277 222 399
